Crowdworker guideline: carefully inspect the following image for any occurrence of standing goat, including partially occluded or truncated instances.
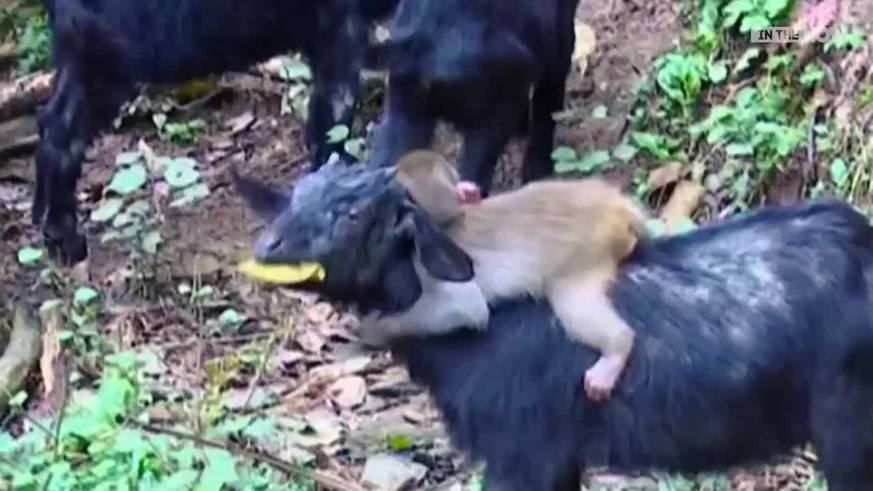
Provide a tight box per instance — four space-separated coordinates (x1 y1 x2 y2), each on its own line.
235 162 873 490
33 0 396 263
365 0 580 194
360 150 647 401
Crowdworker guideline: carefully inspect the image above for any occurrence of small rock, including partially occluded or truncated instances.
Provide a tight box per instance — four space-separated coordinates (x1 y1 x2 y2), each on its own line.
361 454 428 491
328 375 367 409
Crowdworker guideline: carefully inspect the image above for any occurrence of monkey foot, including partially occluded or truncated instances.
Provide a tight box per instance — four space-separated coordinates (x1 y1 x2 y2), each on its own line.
584 355 627 402
455 181 482 205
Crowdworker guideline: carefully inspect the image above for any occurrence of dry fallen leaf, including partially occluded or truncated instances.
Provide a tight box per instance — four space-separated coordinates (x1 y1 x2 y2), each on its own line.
361 454 428 491
309 355 373 381
572 22 597 78
225 111 256 135
296 329 327 354
660 180 705 232
291 409 345 448
767 168 805 205
328 375 367 409
138 139 162 175
647 161 683 191
304 302 334 324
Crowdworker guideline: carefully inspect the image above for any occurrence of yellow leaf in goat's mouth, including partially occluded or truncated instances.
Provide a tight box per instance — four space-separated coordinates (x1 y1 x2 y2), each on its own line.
238 259 325 284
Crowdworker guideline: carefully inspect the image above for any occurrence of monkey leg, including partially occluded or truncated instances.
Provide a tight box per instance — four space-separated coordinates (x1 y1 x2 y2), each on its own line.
548 273 635 402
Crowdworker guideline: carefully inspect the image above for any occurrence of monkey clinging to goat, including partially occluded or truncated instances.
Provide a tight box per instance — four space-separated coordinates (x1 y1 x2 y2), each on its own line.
362 150 648 401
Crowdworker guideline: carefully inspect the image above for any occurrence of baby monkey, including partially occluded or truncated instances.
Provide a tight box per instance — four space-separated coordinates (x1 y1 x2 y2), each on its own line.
375 150 647 401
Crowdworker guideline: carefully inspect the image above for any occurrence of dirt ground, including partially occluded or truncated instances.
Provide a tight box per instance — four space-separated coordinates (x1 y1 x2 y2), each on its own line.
0 0 852 488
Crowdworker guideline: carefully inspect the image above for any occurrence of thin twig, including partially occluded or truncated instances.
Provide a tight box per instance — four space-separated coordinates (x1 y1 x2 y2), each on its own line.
44 355 71 491
242 318 292 409
156 331 275 351
806 111 819 183
50 355 71 456
134 421 366 491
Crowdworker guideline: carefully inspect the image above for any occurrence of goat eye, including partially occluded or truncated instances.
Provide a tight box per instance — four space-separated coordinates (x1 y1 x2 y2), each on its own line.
347 208 359 221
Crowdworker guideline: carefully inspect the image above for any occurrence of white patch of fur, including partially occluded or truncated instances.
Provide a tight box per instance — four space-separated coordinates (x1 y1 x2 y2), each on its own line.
358 254 489 346
467 248 545 301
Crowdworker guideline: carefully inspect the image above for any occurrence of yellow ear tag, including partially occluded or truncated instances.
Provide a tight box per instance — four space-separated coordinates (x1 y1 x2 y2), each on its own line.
238 259 326 284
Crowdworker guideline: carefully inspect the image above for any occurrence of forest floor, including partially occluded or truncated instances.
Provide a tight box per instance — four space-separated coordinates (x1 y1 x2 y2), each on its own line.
1 0 872 489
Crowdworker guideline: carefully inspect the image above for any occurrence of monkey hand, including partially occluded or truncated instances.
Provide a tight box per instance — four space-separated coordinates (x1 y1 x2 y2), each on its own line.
455 181 482 205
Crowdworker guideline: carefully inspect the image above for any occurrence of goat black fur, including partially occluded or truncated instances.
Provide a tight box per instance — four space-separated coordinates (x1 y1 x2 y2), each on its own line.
366 0 580 194
236 163 873 490
33 0 395 263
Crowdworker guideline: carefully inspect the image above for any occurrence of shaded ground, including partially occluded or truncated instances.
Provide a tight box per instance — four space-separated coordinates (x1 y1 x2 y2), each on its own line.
0 0 868 488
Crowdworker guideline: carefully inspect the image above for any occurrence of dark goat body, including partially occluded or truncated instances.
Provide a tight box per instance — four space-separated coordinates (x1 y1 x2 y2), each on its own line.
367 0 579 193
393 205 873 489
235 164 873 490
33 0 395 263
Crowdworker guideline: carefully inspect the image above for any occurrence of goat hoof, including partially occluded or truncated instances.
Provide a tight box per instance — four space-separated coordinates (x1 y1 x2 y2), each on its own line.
45 232 88 265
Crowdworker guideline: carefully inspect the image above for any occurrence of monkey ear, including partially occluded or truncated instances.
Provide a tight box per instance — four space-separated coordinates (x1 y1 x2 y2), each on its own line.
406 205 474 282
232 168 290 222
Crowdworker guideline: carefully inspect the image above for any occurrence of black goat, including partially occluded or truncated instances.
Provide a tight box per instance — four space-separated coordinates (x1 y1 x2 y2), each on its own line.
235 162 873 490
33 0 396 263
365 0 580 194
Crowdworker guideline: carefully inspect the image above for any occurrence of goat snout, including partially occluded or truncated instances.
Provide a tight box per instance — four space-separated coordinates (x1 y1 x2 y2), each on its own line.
254 231 286 262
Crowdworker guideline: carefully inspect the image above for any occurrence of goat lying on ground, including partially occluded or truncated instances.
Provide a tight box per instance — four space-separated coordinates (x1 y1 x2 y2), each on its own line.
236 162 873 490
33 0 396 264
365 0 580 195
361 150 647 401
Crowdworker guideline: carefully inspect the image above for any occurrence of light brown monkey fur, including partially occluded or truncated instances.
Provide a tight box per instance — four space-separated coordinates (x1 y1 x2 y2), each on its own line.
383 149 646 401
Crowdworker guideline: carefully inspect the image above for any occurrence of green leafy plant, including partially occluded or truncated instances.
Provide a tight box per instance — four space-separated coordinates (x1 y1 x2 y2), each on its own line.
17 245 43 265
92 150 210 259
14 10 50 74
0 350 315 490
279 56 314 120
551 146 613 174
626 0 824 211
688 86 806 171
824 25 866 53
325 124 368 162
153 114 207 143
722 0 792 34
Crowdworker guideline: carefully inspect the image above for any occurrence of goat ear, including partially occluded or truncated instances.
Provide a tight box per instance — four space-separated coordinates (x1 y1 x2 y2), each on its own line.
406 206 473 282
232 168 290 222
381 255 423 313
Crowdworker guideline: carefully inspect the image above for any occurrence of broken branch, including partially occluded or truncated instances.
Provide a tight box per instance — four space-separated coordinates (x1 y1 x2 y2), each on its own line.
0 303 43 413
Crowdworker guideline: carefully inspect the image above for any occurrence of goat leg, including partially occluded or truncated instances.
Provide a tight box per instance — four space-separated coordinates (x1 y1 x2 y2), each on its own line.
34 65 132 264
305 7 369 168
368 78 436 168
